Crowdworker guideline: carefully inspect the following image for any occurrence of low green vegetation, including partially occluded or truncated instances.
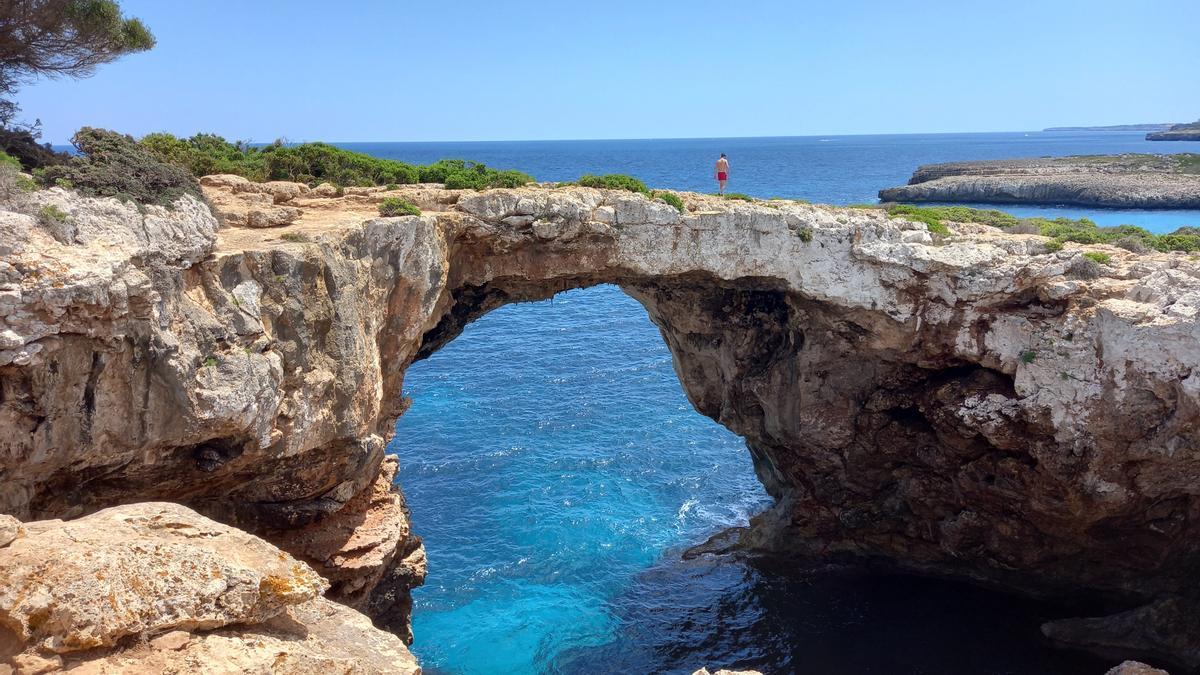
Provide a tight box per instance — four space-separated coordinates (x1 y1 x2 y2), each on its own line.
721 193 754 202
0 151 20 170
378 197 421 217
879 203 1200 252
138 133 534 189
1082 251 1112 265
38 204 67 225
43 128 201 206
797 227 813 243
1019 350 1037 364
653 191 685 213
883 204 952 235
279 232 310 243
575 173 649 194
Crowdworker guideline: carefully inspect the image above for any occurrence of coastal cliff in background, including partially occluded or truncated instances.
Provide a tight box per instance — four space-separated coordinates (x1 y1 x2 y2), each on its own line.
1147 121 1200 141
3 179 1200 670
879 154 1200 208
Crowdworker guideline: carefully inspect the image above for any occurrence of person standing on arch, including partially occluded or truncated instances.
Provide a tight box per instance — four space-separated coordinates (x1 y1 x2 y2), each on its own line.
715 153 730 195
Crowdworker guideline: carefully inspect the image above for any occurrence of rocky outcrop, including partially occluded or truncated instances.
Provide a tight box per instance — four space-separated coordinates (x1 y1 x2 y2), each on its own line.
1147 122 1200 141
2 180 1200 667
1105 662 1170 675
879 154 1200 208
0 502 419 674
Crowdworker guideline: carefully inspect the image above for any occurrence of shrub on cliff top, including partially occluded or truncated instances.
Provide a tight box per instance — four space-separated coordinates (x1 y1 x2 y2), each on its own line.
575 173 649 195
44 127 201 206
378 197 421 217
654 191 685 213
260 142 420 186
141 132 268 181
137 134 534 190
885 204 951 235
419 159 532 190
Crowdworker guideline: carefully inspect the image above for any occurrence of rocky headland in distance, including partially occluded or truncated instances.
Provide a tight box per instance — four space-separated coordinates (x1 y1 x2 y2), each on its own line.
878 153 1200 209
1146 121 1200 141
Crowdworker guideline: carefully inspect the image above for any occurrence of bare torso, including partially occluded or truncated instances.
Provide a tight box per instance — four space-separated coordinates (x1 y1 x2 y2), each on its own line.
715 158 729 174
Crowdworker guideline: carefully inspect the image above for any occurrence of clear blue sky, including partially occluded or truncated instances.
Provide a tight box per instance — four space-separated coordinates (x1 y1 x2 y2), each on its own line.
18 0 1200 144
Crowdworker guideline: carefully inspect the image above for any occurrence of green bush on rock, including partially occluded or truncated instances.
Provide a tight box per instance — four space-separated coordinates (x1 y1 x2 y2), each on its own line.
44 128 202 206
378 198 421 217
137 133 533 190
38 204 67 225
575 173 649 194
654 191 685 213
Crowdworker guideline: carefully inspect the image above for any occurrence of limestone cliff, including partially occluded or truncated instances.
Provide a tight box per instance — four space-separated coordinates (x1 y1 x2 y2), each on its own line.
1147 121 1200 141
2 178 1200 669
878 154 1200 208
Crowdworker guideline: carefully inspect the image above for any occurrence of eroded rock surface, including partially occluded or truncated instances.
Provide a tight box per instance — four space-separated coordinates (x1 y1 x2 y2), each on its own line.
0 503 418 674
879 154 1200 208
2 181 1200 667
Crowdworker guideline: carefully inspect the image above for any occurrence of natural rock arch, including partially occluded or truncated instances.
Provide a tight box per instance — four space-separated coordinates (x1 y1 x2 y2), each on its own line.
2 181 1199 664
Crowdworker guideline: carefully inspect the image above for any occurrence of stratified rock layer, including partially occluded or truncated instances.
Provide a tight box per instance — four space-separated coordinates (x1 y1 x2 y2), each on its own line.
878 154 1200 208
0 503 419 674
2 181 1200 667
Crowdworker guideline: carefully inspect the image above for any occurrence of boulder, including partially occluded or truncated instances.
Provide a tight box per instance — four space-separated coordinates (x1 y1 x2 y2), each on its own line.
0 503 418 674
0 502 326 655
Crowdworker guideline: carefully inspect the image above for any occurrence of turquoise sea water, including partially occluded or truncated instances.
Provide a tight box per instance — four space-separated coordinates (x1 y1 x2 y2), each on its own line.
381 132 1196 674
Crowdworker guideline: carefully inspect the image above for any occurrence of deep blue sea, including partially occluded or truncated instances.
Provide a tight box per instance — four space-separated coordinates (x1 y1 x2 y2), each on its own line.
378 132 1198 675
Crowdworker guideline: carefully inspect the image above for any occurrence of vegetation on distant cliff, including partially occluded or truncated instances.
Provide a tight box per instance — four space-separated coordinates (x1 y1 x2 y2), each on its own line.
0 0 154 170
42 127 201 206
881 203 1200 253
138 133 534 189
1146 121 1200 141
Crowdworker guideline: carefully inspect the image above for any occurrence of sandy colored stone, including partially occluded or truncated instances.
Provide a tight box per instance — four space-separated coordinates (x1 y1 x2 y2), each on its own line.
5 182 1200 665
245 205 302 228
310 182 339 197
61 597 419 674
264 455 425 642
260 180 311 203
8 653 60 675
149 630 191 651
0 503 326 655
0 516 20 547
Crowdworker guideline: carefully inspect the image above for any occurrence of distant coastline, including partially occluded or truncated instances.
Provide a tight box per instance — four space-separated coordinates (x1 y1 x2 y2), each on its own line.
878 154 1200 209
1044 123 1174 132
1147 121 1200 141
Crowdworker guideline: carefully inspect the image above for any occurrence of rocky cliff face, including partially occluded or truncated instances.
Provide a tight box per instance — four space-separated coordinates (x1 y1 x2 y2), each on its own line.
1147 122 1200 141
2 180 1200 669
879 155 1200 208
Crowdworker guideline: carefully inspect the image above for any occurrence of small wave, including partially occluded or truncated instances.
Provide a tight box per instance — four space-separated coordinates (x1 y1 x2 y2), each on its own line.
676 498 698 522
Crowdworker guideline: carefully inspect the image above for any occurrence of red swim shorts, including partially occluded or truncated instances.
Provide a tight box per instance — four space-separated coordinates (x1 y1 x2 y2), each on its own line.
717 172 728 181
